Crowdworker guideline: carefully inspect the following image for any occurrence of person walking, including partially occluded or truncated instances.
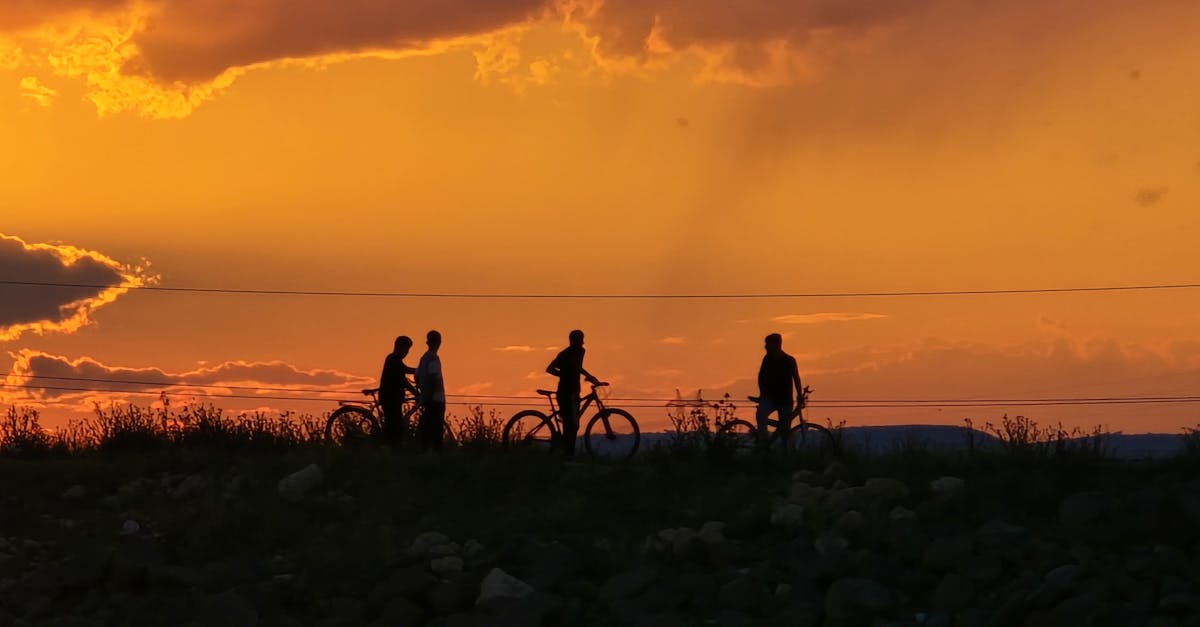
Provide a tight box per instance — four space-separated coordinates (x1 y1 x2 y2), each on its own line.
546 329 600 457
378 335 418 447
415 330 446 450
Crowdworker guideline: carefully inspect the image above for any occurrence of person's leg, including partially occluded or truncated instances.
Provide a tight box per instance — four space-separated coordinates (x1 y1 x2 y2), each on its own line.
558 393 580 457
381 402 401 447
775 401 795 453
755 399 775 450
430 402 446 450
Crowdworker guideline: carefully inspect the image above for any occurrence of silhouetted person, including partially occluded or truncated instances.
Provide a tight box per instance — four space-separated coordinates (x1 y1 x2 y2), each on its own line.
547 329 599 457
757 333 803 448
379 335 419 447
415 330 446 450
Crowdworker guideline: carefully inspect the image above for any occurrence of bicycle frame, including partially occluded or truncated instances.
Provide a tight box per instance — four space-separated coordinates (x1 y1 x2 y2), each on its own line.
541 384 607 429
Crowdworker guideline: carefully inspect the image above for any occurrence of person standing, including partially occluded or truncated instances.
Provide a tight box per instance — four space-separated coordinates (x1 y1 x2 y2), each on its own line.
756 333 804 449
546 329 600 457
379 335 418 447
415 330 446 450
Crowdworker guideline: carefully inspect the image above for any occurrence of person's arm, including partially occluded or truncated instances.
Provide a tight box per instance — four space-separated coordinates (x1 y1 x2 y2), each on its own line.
546 355 562 377
791 359 804 407
581 367 600 385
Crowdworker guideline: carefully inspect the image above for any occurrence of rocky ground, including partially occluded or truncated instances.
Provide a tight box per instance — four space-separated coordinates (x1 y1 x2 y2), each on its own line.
2 448 1200 626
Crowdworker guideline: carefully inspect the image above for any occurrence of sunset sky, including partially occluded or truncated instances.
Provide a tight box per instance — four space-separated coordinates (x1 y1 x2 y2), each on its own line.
2 0 1199 433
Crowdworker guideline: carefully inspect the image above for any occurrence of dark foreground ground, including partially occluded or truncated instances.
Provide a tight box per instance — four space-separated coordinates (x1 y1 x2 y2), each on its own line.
2 445 1200 627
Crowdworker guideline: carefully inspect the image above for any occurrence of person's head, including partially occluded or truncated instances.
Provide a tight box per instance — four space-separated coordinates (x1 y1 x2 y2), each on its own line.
426 330 442 351
568 329 585 348
764 333 783 353
394 335 413 356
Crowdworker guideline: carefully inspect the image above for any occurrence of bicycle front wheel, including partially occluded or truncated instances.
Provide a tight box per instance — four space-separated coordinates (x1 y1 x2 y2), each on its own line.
583 408 639 459
502 410 555 450
325 406 379 445
779 421 836 455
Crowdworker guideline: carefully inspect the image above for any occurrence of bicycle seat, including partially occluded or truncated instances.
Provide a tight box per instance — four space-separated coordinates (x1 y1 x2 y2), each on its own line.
361 388 379 396
536 389 555 397
747 395 761 403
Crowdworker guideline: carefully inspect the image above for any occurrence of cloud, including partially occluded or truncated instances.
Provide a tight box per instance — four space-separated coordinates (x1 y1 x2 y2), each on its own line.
567 0 935 85
494 345 537 352
657 336 687 345
3 350 373 403
0 233 156 342
773 312 887 324
18 76 56 106
1134 187 1168 207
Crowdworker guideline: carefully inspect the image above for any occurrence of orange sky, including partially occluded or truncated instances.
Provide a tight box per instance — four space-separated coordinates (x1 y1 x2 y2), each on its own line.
2 0 1199 433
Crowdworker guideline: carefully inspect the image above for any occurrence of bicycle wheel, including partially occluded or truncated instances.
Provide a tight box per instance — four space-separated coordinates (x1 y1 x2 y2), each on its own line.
779 421 835 455
583 408 639 459
714 419 758 453
502 410 555 450
325 406 379 445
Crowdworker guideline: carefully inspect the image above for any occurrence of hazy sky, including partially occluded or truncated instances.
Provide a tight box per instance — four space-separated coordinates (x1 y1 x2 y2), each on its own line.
2 0 1199 432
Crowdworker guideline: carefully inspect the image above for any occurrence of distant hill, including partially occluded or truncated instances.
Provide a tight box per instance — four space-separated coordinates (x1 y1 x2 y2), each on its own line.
642 425 1188 460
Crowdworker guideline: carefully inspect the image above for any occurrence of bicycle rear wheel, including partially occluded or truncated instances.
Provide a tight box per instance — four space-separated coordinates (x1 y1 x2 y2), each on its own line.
714 419 758 453
325 406 379 445
502 410 555 450
583 408 639 459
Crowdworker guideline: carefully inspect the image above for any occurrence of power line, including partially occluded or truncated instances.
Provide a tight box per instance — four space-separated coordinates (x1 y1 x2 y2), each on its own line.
4 279 1200 299
4 381 1199 408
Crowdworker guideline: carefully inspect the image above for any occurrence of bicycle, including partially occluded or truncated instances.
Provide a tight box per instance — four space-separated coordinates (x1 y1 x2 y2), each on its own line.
326 388 443 445
501 382 640 459
714 386 836 455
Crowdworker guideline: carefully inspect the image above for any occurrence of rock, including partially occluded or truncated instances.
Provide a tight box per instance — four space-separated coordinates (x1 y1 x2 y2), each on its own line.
429 576 476 615
600 566 657 601
718 576 769 611
698 521 727 545
863 477 909 503
770 504 805 528
1045 564 1083 587
172 474 208 500
836 510 865 535
462 539 485 558
428 542 460 557
824 577 893 622
929 476 965 496
792 470 821 485
788 483 825 506
1058 491 1108 527
120 519 140 536
923 535 974 571
277 464 323 502
932 573 974 612
431 556 464 576
327 596 367 624
200 589 258 627
814 533 848 556
477 568 534 606
889 506 916 521
411 531 452 556
62 485 86 500
371 597 426 627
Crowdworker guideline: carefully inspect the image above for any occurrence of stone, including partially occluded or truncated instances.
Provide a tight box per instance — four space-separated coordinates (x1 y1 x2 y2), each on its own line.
431 556 464 576
477 568 534 606
770 504 805 529
462 539 485 558
200 589 258 627
863 477 909 502
931 573 974 612
1058 491 1108 527
923 535 974 571
698 521 727 545
600 566 657 601
836 510 865 535
172 474 208 500
277 464 322 502
824 577 893 622
371 597 426 627
411 531 452 556
929 476 965 496
120 519 140 536
62 485 86 500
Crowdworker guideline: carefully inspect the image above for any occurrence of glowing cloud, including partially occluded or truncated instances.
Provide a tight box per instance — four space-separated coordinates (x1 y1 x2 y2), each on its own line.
0 233 155 342
4 350 373 402
494 345 537 352
773 313 888 324
18 75 56 106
